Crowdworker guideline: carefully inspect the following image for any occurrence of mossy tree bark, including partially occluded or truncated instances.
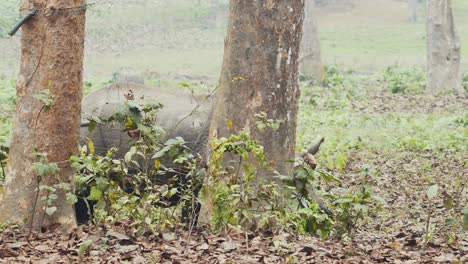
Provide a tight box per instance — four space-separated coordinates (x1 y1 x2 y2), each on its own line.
210 0 304 177
426 0 462 93
300 0 323 81
0 0 86 232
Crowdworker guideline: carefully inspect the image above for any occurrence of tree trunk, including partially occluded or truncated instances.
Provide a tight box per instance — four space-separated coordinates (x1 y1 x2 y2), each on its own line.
0 0 86 232
300 0 323 80
210 0 220 26
210 0 304 177
408 0 418 23
426 0 462 93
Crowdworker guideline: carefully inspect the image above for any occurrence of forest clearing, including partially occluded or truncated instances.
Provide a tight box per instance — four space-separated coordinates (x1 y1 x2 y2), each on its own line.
0 0 466 263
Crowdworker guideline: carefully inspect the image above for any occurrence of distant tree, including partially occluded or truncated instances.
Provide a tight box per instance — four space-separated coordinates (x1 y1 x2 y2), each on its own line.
210 0 220 26
426 0 462 93
408 0 418 23
0 0 86 232
300 0 323 80
210 0 304 177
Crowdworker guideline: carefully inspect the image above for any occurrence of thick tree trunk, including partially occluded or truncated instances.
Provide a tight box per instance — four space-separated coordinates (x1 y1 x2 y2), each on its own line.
408 0 418 23
0 0 86 232
426 0 462 93
300 0 323 80
210 1 304 177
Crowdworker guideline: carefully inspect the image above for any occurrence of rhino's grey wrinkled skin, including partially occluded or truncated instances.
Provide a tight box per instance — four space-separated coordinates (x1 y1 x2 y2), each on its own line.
77 82 212 224
80 83 213 160
112 67 145 84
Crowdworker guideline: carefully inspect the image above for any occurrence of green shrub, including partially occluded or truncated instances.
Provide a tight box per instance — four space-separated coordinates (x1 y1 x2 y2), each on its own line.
72 99 204 233
322 64 345 87
382 66 425 94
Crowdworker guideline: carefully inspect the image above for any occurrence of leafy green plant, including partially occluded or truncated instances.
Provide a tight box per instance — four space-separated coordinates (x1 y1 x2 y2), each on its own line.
29 151 77 229
322 64 345 87
462 207 468 231
422 184 439 250
328 166 384 239
255 111 284 132
205 131 340 238
72 99 204 233
422 179 467 246
205 131 273 232
382 66 425 94
78 239 93 262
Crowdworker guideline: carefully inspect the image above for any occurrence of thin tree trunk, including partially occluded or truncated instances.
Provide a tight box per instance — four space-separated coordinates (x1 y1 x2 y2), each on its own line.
300 0 323 80
210 0 220 26
408 0 418 23
0 0 86 232
210 1 304 177
426 0 462 93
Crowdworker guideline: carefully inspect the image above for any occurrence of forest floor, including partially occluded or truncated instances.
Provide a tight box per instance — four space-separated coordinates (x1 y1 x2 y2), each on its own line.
1 72 466 263
0 221 464 263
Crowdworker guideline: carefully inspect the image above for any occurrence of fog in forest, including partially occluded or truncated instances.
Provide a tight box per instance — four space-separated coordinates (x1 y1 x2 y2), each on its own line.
1 0 467 81
0 1 466 262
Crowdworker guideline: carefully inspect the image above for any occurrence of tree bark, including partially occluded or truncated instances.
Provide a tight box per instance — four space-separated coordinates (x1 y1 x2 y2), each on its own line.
426 0 462 93
300 0 323 80
408 0 418 23
0 0 86 232
210 0 304 177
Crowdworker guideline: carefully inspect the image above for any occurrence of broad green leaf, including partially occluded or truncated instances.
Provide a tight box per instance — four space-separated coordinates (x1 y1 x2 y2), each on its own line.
85 137 95 154
145 217 152 225
443 193 454 210
125 117 134 129
320 170 342 184
154 159 161 169
445 217 456 225
124 146 137 162
45 206 57 216
462 207 468 231
87 119 97 133
58 182 72 191
78 240 92 258
168 188 178 198
66 193 78 205
226 119 233 129
335 152 348 172
353 204 368 213
426 184 439 200
88 186 102 201
335 198 354 204
371 195 387 205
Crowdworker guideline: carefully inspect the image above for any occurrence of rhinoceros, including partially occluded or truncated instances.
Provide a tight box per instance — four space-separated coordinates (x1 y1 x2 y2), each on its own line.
80 82 213 159
76 82 330 224
77 82 213 224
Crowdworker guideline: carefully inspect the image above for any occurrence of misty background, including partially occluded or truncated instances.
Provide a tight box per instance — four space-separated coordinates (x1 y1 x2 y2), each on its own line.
1 0 467 82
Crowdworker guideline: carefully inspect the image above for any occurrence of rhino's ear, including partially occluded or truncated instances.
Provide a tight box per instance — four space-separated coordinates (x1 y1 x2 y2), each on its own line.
298 137 325 158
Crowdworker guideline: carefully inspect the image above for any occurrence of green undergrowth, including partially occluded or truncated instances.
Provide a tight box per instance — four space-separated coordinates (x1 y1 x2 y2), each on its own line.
297 66 466 174
0 77 14 183
0 65 466 242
